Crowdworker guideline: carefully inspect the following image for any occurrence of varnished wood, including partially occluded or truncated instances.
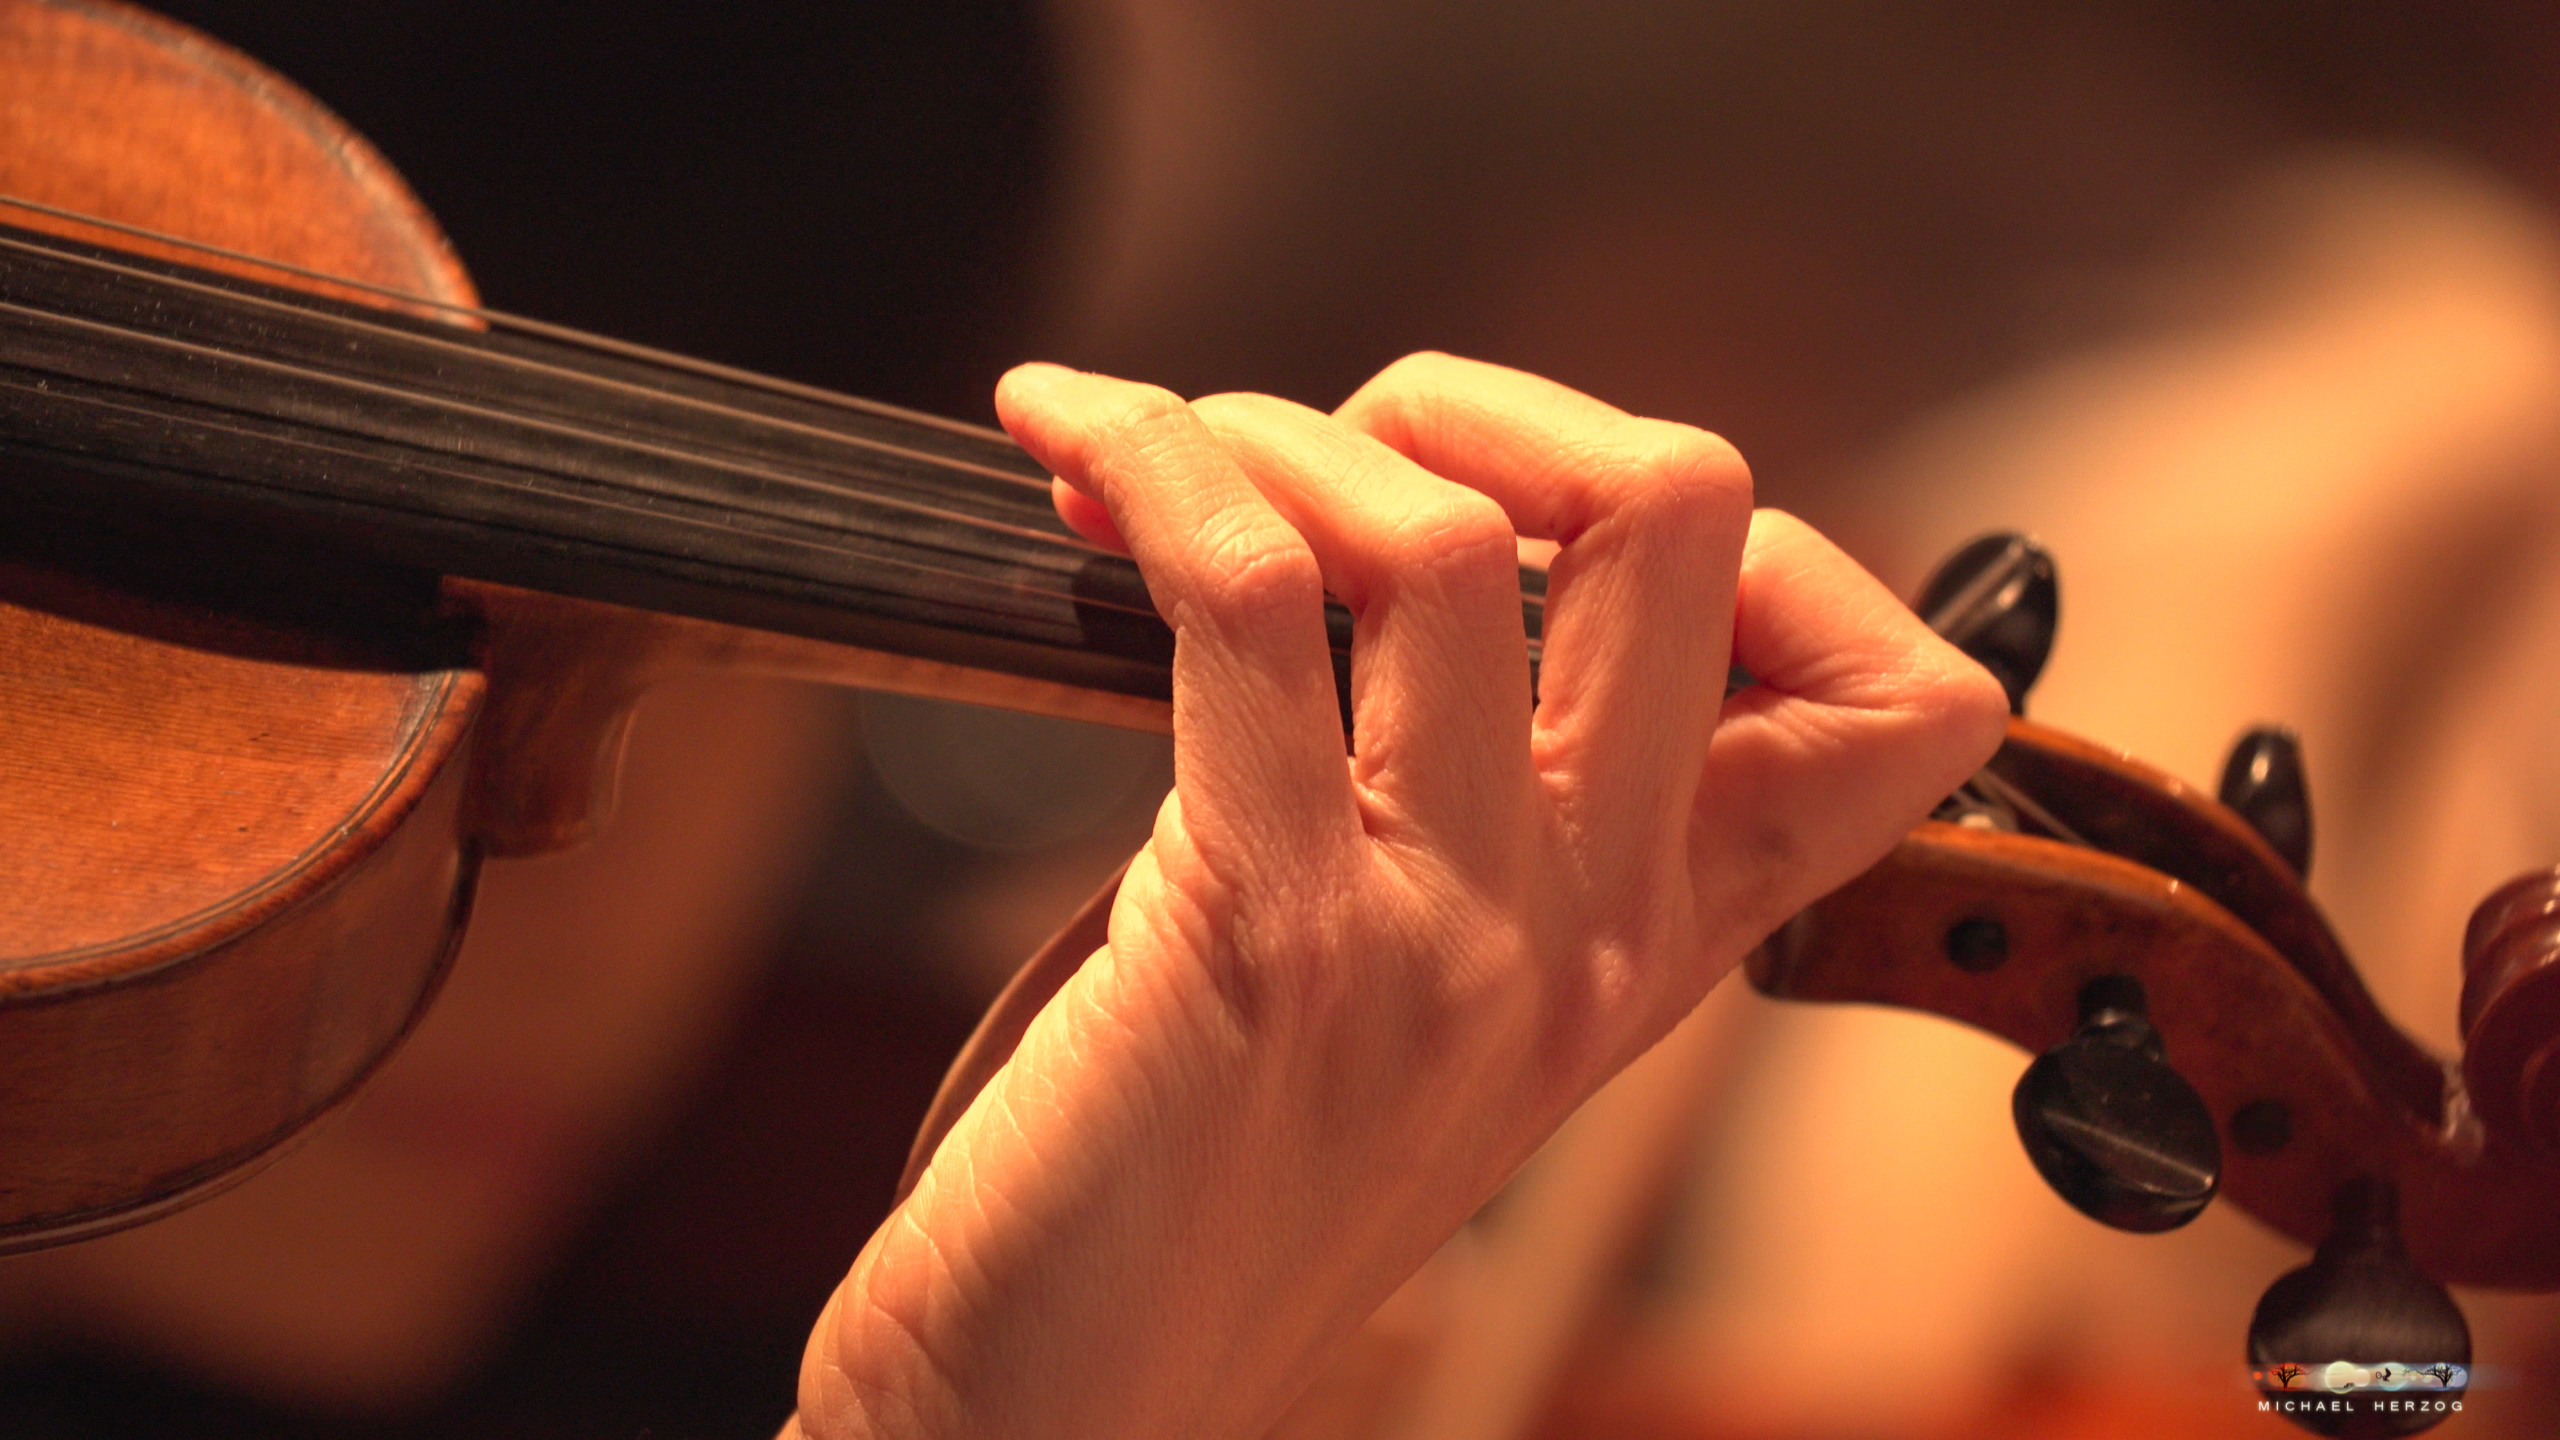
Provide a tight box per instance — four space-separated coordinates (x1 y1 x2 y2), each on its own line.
1982 715 2445 1121
448 581 1170 857
0 0 1191 1248
2461 867 2560 1157
0 719 474 1243
0 560 462 963
0 0 485 1249
1754 722 2560 1290
0 0 470 305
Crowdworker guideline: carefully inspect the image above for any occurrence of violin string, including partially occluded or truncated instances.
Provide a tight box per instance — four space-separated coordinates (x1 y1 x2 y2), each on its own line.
0 194 1551 615
1963 768 2090 848
12 365 1549 676
2 367 1172 632
0 290 1102 559
0 193 1031 458
0 196 1552 616
0 232 1090 531
2 348 1552 666
0 220 1553 622
4 368 1181 632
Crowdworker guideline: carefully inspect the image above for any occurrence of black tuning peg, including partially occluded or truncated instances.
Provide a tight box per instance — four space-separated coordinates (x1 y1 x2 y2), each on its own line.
1914 532 2057 715
2012 975 2220 1232
2249 1179 2471 1437
2220 725 2314 879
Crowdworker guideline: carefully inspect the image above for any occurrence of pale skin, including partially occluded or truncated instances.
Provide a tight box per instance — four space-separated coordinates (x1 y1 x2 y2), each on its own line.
784 353 2009 1439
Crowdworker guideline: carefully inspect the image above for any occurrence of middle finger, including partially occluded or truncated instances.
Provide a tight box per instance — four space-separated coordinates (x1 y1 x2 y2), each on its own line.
1192 391 1540 868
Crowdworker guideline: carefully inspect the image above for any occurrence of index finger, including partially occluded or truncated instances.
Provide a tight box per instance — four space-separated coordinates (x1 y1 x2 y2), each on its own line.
999 363 1359 863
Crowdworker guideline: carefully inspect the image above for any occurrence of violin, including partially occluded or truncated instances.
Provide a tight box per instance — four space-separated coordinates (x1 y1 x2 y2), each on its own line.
2 0 2552 1427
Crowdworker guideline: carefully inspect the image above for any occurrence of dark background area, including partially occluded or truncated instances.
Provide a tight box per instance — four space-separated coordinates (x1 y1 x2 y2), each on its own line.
150 0 1058 420
7 2 1060 1436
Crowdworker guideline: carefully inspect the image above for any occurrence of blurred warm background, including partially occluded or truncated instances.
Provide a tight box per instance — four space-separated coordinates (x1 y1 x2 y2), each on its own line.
4 1 2558 1436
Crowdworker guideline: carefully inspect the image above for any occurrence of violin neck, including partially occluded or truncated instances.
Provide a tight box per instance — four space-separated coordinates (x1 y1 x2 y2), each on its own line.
0 220 1490 718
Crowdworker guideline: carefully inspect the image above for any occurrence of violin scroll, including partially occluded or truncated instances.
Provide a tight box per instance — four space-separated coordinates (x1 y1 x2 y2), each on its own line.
2459 866 2560 1159
1757 528 2560 1391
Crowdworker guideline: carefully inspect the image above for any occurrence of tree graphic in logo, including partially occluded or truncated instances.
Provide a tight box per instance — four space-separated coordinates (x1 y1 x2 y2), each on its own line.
2419 1363 2458 1387
2268 1364 2306 1389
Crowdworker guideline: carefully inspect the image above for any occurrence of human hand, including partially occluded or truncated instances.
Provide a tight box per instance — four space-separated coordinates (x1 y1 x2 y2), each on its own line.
789 353 2007 1440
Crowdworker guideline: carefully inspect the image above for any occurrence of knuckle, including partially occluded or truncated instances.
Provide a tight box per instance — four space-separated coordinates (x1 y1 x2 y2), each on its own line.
1087 384 1204 471
1385 491 1518 585
1193 511 1324 623
1192 390 1335 460
1615 418 1752 515
1342 351 1466 434
1378 349 1465 388
1101 381 1192 430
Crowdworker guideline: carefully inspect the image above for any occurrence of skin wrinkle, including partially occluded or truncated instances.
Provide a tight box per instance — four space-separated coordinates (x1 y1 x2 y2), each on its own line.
889 992 1236 1438
797 356 2004 1440
1736 521 1927 708
887 1172 975 1311
1346 633 1531 829
1358 777 1524 909
1533 612 1723 850
798 1287 851 1424
1230 863 1379 1025
874 1213 971 1389
820 1226 958 1440
1381 865 1516 1000
1194 397 1533 804
1381 495 1521 584
1165 666 1350 851
1341 358 1753 552
1152 840 1290 1030
839 1286 954 1438
948 1021 1098 1243
1116 830 1244 1009
1080 969 1246 1156
1684 803 1805 936
1015 377 1358 841
1182 505 1331 637
970 1086 1068 1263
1340 356 1618 521
1683 793 1787 940
1516 425 1743 542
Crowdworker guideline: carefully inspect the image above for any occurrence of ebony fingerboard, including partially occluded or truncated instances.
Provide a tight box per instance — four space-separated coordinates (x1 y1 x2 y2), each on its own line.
0 221 1550 709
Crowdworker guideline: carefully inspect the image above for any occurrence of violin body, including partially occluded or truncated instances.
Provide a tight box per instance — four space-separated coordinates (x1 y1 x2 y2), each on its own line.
0 0 487 1244
0 0 1168 1249
3 4 2557 1381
